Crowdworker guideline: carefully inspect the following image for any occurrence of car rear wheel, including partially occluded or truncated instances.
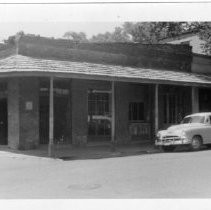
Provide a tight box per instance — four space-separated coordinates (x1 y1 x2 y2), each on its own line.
160 146 176 152
190 136 202 151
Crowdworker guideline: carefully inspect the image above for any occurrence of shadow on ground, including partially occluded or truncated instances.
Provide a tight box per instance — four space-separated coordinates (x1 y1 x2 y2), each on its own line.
1 143 211 161
0 143 160 160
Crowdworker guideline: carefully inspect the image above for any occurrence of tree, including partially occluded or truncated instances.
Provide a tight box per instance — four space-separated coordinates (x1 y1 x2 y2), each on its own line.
63 31 88 43
90 27 131 43
4 31 25 45
89 22 199 44
122 22 192 43
197 22 211 54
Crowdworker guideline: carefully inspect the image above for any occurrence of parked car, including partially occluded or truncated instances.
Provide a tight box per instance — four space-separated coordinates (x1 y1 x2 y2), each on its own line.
155 112 211 152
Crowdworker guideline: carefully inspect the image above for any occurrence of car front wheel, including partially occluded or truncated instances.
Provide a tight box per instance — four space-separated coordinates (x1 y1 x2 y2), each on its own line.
190 136 202 151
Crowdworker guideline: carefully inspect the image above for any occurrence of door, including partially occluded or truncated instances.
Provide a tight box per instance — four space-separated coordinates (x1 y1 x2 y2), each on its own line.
0 98 7 145
88 90 111 141
201 115 211 144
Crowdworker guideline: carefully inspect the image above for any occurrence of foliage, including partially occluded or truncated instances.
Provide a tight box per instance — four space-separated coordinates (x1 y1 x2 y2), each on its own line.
89 22 201 44
197 22 211 54
63 31 88 43
90 27 131 43
122 22 199 43
4 31 25 45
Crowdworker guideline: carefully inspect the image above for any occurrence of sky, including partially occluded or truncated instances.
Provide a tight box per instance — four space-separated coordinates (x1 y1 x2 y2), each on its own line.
0 22 122 41
1 2 211 42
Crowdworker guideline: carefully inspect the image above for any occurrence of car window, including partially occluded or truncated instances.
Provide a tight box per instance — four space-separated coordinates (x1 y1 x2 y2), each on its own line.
205 117 210 124
181 116 205 124
205 116 211 125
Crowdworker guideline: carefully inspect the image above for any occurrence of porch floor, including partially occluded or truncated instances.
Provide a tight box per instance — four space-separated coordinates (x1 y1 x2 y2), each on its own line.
0 142 160 160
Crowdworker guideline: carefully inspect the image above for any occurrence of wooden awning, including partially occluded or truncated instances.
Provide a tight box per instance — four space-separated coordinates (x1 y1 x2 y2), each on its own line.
0 55 211 87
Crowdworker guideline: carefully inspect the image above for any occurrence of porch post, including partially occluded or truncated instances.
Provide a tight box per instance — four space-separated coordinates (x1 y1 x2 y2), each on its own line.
192 86 199 113
48 76 54 157
111 80 115 149
155 84 159 134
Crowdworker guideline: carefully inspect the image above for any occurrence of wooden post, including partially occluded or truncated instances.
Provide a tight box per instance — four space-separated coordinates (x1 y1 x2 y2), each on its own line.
155 84 159 134
192 86 199 113
111 80 115 151
48 76 54 157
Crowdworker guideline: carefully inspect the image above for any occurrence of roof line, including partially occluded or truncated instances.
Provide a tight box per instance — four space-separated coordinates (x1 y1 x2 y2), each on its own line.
0 54 211 87
0 70 209 87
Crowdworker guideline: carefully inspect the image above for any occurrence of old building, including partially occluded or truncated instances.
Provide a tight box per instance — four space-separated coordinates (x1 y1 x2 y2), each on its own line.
0 35 211 150
161 32 211 113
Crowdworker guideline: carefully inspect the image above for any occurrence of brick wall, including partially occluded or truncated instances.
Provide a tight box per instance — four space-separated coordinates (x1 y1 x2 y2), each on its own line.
192 54 211 74
8 78 20 149
18 35 192 72
19 78 39 149
7 77 39 150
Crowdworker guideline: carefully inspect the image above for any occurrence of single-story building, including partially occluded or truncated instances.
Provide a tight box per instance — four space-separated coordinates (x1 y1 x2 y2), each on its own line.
0 35 211 150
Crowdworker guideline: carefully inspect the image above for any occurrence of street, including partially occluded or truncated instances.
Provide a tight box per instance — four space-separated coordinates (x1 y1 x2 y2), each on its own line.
1 149 211 198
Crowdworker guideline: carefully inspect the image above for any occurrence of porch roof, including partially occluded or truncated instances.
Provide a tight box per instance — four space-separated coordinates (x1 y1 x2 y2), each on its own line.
0 54 211 86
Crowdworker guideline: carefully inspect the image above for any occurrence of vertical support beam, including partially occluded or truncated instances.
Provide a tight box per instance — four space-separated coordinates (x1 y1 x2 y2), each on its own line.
155 84 159 134
166 93 169 124
48 76 54 157
111 80 115 149
192 86 199 113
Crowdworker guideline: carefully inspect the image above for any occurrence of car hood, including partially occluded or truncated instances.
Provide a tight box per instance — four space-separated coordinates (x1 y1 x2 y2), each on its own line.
167 123 204 132
159 123 205 136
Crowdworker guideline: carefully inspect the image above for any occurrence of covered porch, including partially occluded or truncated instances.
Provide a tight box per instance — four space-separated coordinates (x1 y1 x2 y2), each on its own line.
0 55 210 154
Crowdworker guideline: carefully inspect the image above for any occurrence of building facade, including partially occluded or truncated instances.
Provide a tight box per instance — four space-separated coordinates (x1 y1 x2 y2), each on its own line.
161 32 211 114
0 35 211 150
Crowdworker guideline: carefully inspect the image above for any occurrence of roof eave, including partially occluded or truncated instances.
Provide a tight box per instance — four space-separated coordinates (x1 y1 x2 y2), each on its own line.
0 70 210 87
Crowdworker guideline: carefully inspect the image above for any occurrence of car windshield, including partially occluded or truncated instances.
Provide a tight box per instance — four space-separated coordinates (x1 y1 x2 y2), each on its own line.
181 116 205 124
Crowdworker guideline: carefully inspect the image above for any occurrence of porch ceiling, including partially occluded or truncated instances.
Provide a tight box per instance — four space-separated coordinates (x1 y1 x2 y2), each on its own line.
0 54 211 87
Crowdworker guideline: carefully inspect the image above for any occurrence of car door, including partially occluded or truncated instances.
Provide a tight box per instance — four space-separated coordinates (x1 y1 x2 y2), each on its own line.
201 115 211 144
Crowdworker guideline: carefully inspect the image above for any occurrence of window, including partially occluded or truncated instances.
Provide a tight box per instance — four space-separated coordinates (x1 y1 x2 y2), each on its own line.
88 90 111 136
208 116 211 125
182 116 205 124
129 102 144 121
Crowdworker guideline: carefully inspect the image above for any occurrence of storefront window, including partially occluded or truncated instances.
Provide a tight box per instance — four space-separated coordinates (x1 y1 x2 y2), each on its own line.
88 90 111 137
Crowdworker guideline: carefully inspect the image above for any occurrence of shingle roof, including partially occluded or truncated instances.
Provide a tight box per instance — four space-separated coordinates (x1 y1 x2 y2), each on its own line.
0 55 211 86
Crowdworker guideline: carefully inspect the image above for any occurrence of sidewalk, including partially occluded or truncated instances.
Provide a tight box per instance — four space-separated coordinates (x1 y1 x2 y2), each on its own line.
0 143 160 160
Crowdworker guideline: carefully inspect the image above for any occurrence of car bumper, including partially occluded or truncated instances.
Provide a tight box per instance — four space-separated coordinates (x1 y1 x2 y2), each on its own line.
155 138 191 146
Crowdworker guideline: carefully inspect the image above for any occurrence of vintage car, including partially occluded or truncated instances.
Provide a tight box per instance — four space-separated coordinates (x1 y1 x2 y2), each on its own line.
155 112 211 152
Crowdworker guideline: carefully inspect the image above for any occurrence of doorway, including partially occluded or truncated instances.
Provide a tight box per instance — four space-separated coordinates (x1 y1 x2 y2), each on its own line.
39 78 72 144
0 98 7 145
